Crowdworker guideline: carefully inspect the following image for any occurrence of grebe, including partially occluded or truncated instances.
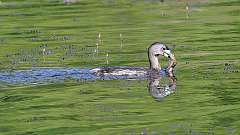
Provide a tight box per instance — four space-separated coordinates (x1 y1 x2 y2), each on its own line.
91 42 176 77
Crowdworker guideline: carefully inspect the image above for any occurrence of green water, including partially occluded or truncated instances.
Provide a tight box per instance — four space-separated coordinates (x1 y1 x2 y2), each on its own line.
0 0 240 134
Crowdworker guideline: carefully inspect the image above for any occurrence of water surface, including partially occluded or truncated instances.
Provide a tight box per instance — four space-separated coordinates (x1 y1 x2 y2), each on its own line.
0 0 239 135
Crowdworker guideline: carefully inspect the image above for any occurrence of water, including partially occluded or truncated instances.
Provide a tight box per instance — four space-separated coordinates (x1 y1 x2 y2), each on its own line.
0 67 175 102
0 68 94 84
0 0 239 135
0 67 168 84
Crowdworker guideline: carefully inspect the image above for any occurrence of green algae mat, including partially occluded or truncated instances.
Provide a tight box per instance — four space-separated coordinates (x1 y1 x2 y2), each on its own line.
0 0 239 134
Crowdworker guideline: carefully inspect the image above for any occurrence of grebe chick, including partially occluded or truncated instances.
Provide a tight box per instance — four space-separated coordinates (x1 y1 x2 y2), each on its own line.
91 42 176 77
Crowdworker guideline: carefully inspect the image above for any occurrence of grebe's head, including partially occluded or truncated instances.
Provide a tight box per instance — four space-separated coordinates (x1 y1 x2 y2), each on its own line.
148 42 173 58
148 42 176 70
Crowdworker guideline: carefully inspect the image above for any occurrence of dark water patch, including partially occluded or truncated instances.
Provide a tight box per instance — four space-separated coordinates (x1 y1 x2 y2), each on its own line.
211 29 240 35
6 31 24 36
90 96 112 102
0 1 62 10
204 21 240 27
212 87 240 105
206 107 240 129
185 36 240 44
196 96 240 108
195 80 240 106
0 95 40 103
215 115 239 127
203 107 240 117
121 111 149 115
23 115 80 123
0 125 14 133
228 9 240 16
206 1 240 7
21 103 76 111
16 127 83 135
16 131 36 135
43 14 84 20
61 114 81 121
42 10 90 17
79 89 95 95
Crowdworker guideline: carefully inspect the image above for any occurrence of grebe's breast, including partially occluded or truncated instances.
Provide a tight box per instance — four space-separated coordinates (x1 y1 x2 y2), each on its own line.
90 66 148 77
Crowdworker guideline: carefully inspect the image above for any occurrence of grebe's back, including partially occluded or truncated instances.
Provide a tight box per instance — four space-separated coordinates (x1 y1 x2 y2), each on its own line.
91 66 147 76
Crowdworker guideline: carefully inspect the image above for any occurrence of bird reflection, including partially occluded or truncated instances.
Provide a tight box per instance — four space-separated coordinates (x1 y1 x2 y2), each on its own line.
148 73 176 101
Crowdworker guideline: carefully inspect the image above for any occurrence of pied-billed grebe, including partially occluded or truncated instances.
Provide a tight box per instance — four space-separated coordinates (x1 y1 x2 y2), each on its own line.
91 42 176 77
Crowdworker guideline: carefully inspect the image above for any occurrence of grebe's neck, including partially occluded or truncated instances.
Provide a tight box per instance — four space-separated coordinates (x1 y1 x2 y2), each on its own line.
148 53 161 71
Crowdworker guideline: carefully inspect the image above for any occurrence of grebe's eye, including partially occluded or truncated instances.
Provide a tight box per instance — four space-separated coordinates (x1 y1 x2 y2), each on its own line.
155 54 160 57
